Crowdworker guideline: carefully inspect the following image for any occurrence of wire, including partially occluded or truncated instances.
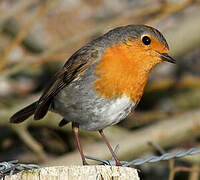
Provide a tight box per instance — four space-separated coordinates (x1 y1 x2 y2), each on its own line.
85 146 200 167
0 160 40 179
1 147 200 178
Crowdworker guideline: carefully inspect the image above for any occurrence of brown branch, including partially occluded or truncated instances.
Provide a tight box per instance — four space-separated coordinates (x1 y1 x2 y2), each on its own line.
169 160 176 180
0 0 57 71
0 95 130 160
11 125 47 162
147 0 195 25
1 1 199 78
42 109 200 166
189 164 199 180
0 0 37 25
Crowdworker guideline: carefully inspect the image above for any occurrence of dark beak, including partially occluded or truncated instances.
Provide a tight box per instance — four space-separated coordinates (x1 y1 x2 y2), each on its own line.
159 53 176 64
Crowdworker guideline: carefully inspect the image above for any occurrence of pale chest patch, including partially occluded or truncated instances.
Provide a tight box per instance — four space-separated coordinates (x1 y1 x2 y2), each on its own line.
79 94 135 131
93 94 134 122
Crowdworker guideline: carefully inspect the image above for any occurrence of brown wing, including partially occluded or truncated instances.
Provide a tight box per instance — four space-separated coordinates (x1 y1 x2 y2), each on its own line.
34 46 98 120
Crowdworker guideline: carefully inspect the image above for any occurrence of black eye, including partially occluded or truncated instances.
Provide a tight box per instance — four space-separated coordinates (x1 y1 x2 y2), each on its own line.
142 36 151 45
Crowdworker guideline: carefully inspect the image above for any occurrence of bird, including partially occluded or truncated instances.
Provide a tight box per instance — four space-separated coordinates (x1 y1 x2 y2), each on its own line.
10 24 176 166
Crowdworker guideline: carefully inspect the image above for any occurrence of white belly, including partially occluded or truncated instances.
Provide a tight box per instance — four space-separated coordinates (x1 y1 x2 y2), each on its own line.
78 94 135 131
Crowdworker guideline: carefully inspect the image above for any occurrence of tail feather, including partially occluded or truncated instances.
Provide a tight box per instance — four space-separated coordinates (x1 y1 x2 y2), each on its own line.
34 99 51 120
10 101 38 123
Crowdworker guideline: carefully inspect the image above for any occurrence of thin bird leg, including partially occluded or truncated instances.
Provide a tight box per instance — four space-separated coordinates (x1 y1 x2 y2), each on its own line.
99 130 121 166
72 122 88 165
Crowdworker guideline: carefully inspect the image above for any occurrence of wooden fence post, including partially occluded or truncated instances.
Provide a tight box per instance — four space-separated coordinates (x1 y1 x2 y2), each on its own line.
5 165 140 180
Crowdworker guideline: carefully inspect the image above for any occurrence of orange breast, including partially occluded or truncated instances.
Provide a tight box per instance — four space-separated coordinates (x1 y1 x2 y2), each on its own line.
94 40 159 103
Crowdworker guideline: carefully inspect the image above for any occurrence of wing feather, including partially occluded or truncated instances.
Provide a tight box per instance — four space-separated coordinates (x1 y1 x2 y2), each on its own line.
34 47 98 120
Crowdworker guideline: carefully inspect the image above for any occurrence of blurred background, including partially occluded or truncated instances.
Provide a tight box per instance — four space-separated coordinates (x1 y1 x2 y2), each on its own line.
0 0 200 179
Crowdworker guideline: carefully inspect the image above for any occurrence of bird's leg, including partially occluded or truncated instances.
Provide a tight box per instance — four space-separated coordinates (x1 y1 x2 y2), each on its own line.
99 129 121 166
72 122 88 165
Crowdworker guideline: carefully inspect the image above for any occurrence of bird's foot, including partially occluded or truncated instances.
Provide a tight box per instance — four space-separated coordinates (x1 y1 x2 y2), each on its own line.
85 145 128 166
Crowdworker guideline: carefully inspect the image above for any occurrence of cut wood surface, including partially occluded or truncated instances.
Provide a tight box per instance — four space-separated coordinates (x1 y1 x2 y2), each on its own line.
5 166 139 180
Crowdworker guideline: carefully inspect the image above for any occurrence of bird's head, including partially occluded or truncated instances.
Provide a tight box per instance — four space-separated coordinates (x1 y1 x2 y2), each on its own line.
95 25 175 102
112 25 176 71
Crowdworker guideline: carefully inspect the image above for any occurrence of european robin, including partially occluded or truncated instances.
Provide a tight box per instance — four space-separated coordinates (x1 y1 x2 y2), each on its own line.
10 24 175 166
